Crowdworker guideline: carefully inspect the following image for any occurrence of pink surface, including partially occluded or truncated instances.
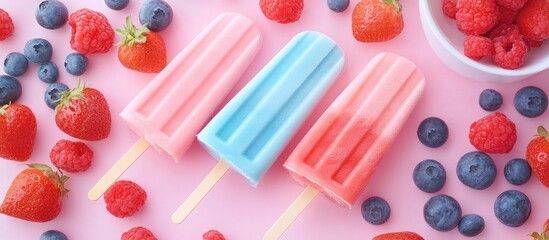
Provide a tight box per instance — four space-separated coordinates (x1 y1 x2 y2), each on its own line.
0 1 548 239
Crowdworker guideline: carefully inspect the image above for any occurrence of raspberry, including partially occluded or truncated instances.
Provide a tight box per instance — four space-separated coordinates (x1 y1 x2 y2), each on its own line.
525 38 543 48
121 227 157 240
496 0 527 10
0 8 14 41
488 23 519 39
464 35 494 60
203 230 225 240
492 31 528 69
259 0 304 24
104 180 147 218
49 139 93 173
498 6 518 25
443 0 458 19
68 9 114 54
515 0 549 41
469 112 517 154
456 0 500 35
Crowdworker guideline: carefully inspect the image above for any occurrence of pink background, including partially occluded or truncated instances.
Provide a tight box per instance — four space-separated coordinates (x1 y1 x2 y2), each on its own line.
1 0 549 239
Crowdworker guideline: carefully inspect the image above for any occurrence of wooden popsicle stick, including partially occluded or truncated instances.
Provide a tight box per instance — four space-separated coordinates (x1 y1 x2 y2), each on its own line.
171 161 230 224
87 136 150 201
263 185 319 240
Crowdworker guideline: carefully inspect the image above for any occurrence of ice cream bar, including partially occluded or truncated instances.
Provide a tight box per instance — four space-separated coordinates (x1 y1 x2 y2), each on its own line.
265 52 425 239
87 12 262 201
171 31 345 224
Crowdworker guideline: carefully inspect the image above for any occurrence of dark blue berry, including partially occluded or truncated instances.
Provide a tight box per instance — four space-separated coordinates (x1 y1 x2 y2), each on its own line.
105 0 130 10
458 214 485 237
38 61 59 83
413 159 446 193
0 75 22 105
44 82 69 109
40 230 68 240
514 86 548 118
361 196 390 225
504 158 531 186
139 0 173 32
456 151 497 190
327 0 350 12
417 117 449 148
3 52 28 77
64 52 88 76
24 38 53 64
423 194 462 232
35 0 68 30
494 190 531 227
479 89 503 111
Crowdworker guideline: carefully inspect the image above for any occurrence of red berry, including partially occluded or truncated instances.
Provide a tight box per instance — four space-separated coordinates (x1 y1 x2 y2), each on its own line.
526 126 549 188
352 0 404 42
443 0 458 19
488 23 519 39
203 230 225 240
0 8 14 41
259 0 304 24
50 139 93 173
121 227 157 240
0 104 37 162
456 0 500 35
492 30 528 69
469 112 517 154
104 180 146 218
525 38 544 48
68 9 114 54
464 35 494 60
498 6 518 25
515 0 549 41
496 0 527 11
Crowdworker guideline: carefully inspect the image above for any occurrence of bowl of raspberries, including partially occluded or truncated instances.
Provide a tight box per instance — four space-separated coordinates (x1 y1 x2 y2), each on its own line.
419 0 549 83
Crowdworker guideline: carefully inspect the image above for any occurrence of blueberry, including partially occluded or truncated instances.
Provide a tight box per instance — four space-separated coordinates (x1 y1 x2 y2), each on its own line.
514 86 548 118
494 190 531 227
456 151 496 190
139 0 173 32
417 117 449 148
35 0 68 29
24 38 53 64
64 52 88 76
40 230 68 240
504 158 531 186
423 194 462 232
44 82 69 109
105 0 129 10
3 52 28 77
361 196 391 225
458 214 485 237
479 89 503 111
413 159 446 193
327 0 350 12
38 61 59 83
0 75 22 105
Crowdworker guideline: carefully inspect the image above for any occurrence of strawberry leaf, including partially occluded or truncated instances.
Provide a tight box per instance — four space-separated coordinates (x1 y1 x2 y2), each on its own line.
116 16 149 46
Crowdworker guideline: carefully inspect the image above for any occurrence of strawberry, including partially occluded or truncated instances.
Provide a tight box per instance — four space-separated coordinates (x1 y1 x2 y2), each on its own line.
526 126 549 188
0 164 68 222
372 231 424 240
0 104 37 161
531 218 549 240
515 0 549 41
55 80 111 141
352 0 404 42
116 16 167 73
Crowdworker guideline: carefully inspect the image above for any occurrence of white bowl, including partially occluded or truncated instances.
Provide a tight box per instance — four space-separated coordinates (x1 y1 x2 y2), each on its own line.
419 0 549 83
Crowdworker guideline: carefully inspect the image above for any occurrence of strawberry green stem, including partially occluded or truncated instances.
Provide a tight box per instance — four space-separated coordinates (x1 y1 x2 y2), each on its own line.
28 163 69 196
55 79 86 111
383 0 402 13
116 16 149 46
0 104 8 115
537 125 549 141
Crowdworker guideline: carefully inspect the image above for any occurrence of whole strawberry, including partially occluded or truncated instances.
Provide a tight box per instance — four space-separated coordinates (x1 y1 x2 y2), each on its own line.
0 164 68 222
530 218 549 240
117 16 167 73
469 112 516 154
456 0 500 35
0 8 14 41
69 9 114 54
55 81 111 141
260 0 304 24
526 126 549 188
515 0 549 41
0 104 37 161
352 0 404 42
372 231 424 240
